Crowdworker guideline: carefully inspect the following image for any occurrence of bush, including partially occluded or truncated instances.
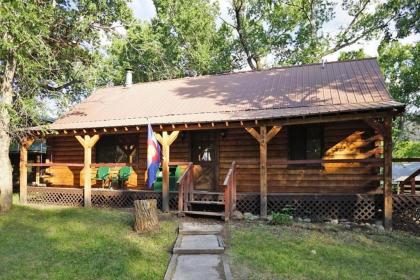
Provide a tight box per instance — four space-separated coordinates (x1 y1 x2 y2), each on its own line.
270 211 292 225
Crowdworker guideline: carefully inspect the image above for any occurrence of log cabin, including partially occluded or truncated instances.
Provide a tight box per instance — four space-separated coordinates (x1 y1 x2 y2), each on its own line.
23 58 405 229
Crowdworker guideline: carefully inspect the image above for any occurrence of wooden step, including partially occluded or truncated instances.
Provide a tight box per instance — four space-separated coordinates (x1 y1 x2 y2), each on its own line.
188 201 224 206
183 210 224 217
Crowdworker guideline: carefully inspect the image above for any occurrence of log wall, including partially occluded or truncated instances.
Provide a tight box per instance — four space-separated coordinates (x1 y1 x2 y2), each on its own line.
45 120 381 194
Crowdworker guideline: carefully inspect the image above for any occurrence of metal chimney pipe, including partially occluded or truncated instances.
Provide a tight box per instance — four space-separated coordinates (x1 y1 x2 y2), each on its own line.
125 69 133 88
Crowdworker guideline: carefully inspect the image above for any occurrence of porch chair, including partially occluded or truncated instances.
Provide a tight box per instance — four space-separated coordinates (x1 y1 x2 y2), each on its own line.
96 166 110 188
118 166 132 188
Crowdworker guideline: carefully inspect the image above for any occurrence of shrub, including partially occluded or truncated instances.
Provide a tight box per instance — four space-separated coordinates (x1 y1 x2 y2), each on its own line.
270 211 292 225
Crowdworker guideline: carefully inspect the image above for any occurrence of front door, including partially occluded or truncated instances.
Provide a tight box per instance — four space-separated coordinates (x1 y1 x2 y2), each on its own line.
191 131 219 191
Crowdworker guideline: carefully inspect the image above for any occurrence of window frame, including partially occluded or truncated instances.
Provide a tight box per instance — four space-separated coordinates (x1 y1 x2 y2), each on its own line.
287 125 324 167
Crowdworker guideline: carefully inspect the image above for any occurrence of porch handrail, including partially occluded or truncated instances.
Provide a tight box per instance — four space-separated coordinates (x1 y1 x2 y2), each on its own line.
26 162 84 167
398 168 420 194
223 161 237 221
177 162 194 212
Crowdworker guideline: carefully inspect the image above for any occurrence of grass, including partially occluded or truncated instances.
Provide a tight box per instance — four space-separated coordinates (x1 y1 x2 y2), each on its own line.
228 222 420 280
0 204 178 280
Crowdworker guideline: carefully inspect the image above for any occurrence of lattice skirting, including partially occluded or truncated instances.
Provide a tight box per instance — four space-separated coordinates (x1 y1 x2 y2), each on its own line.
267 194 384 222
91 189 162 208
393 195 420 213
27 187 84 207
26 187 419 225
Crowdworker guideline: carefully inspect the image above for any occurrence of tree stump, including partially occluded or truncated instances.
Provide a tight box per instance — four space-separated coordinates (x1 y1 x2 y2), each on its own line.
134 199 159 233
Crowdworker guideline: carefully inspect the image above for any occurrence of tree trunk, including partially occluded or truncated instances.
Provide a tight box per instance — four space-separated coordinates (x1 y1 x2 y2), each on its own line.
133 199 159 233
0 53 16 212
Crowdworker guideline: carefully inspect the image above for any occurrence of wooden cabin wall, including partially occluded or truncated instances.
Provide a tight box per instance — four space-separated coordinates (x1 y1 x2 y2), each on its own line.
44 136 85 187
45 120 380 194
45 132 189 189
219 120 381 194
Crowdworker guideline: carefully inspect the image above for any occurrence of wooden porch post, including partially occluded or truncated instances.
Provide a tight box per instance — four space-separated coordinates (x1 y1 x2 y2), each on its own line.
383 116 393 230
155 131 179 212
259 127 268 218
245 126 282 218
19 138 34 204
76 135 100 207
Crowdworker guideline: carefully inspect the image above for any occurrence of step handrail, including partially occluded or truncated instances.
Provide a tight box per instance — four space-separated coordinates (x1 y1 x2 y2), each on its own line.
398 168 420 194
223 161 237 221
177 162 194 212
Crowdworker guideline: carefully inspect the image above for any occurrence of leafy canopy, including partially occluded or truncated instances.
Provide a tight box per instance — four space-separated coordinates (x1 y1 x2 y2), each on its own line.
0 0 132 136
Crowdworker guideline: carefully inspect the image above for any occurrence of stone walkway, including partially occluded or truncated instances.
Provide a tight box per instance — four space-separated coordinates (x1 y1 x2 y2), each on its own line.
164 222 232 280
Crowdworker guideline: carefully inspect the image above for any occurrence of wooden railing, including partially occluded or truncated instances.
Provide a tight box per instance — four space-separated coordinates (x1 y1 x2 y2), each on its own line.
223 161 237 221
398 168 420 195
177 162 194 212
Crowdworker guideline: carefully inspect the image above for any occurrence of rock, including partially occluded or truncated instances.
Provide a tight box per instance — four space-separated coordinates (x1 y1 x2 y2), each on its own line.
377 225 385 231
310 250 317 255
303 218 311 223
331 219 339 225
244 212 258 221
232 210 244 220
297 217 303 222
374 220 383 226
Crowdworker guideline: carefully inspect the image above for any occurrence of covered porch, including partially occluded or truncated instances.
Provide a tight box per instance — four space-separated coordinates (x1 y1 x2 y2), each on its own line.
21 111 396 227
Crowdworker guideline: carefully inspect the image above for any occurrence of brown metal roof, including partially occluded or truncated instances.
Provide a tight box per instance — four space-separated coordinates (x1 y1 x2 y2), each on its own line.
49 58 404 130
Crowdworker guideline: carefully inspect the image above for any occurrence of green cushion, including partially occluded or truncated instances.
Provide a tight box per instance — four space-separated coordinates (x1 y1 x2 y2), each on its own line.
96 166 110 180
118 166 132 181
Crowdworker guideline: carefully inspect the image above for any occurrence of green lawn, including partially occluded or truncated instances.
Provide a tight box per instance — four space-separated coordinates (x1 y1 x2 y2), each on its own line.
0 205 177 280
228 222 420 280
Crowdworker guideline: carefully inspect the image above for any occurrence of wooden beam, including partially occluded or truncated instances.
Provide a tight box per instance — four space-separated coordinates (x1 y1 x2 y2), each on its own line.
154 132 163 145
245 127 262 142
266 126 282 143
76 134 100 207
364 119 385 136
259 126 268 218
383 116 392 230
19 138 34 204
157 130 180 212
245 126 282 219
167 131 179 146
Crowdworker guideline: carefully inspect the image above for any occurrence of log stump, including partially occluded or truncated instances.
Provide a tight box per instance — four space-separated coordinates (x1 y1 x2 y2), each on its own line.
134 199 159 233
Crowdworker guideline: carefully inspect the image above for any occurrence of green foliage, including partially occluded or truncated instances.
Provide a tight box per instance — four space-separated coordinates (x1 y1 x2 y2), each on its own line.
100 0 236 86
393 141 420 158
378 41 419 141
270 206 294 225
270 212 292 225
226 0 403 68
0 0 132 137
338 49 369 61
0 205 177 279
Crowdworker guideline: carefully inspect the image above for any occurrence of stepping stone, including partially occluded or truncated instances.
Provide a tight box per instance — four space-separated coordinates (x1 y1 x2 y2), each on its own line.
174 234 224 254
179 222 224 235
171 254 225 280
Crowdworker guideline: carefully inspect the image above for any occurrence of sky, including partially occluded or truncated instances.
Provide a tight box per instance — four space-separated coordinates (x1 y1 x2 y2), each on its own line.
128 0 419 66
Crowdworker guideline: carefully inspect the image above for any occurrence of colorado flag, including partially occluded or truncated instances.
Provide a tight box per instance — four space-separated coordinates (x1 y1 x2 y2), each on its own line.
146 124 161 188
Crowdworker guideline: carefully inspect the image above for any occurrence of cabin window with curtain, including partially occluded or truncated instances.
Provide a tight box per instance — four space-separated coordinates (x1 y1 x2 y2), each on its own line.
95 135 138 163
288 125 323 161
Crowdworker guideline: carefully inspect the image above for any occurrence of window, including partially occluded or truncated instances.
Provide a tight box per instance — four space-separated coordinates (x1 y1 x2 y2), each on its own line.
95 135 138 163
289 125 323 160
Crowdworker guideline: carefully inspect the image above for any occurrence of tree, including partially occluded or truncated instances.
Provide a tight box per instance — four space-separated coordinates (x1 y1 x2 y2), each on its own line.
101 0 236 86
378 41 419 143
338 49 368 61
225 0 404 68
0 0 131 211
